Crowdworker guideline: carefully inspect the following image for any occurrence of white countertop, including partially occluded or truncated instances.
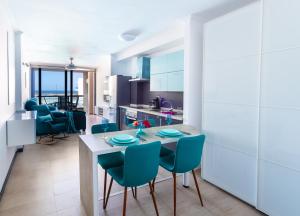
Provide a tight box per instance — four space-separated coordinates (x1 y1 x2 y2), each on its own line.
79 124 199 155
7 111 37 121
119 105 184 121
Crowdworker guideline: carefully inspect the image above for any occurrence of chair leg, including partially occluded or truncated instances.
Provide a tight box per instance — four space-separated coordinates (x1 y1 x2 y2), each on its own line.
123 187 128 216
104 177 113 209
131 187 137 199
152 177 156 192
103 170 107 209
192 170 204 206
172 172 176 216
148 182 159 216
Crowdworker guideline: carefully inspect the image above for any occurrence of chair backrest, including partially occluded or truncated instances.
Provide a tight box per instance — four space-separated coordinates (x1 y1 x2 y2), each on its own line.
24 99 38 111
174 134 206 173
91 123 118 134
123 141 161 187
34 105 51 117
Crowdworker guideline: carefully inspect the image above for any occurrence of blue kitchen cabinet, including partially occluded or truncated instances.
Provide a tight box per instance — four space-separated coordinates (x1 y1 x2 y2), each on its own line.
150 56 164 74
167 70 184 91
150 73 168 91
168 50 184 72
150 50 184 92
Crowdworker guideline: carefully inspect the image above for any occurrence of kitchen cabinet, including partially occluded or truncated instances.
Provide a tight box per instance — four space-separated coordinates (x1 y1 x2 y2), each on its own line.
150 71 183 92
150 73 167 91
151 56 165 74
167 71 184 92
167 51 184 72
119 107 183 131
150 50 184 92
138 112 162 127
138 111 183 127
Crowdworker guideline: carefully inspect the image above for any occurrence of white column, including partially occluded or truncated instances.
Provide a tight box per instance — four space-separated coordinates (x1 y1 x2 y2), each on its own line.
14 30 23 110
183 15 204 130
183 15 205 186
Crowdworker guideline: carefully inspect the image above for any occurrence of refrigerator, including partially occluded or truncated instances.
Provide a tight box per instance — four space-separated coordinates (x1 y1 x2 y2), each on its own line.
103 75 131 127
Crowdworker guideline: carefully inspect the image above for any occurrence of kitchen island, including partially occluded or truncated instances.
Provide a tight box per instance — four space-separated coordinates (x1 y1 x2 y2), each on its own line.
79 124 199 216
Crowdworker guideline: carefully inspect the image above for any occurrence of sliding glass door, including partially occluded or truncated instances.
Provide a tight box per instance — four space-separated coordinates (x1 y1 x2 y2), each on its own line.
31 68 86 111
42 70 65 107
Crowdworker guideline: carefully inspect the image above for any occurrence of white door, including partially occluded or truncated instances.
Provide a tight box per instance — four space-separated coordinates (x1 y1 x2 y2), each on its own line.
202 1 262 206
258 0 300 215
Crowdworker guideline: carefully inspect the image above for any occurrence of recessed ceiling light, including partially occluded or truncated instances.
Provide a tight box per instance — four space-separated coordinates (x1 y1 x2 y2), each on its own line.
119 33 137 42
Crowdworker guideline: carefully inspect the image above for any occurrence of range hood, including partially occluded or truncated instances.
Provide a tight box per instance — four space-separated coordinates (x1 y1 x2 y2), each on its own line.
129 57 150 82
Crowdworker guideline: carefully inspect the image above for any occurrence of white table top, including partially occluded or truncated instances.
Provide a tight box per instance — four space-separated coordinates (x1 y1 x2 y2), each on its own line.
79 124 200 155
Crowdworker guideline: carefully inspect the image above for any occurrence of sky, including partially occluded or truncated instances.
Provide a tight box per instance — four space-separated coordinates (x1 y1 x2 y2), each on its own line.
33 69 83 92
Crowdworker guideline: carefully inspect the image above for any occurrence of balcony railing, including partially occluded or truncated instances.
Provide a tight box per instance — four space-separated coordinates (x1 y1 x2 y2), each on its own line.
36 95 84 110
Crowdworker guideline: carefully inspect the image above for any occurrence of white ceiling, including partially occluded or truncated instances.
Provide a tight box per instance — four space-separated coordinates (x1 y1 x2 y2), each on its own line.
7 0 237 67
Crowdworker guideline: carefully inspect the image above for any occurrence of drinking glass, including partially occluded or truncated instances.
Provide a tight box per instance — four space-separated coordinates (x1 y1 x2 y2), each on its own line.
102 118 109 139
166 114 172 125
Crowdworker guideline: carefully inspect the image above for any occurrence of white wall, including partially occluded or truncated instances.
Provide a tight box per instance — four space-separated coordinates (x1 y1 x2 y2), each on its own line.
0 2 17 191
202 1 262 206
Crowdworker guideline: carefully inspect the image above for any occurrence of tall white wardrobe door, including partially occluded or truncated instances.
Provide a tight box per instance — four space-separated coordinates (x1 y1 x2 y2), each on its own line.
202 1 262 206
259 0 300 215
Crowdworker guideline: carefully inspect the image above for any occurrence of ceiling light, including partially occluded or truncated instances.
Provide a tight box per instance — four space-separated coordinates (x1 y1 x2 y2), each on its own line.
119 33 137 42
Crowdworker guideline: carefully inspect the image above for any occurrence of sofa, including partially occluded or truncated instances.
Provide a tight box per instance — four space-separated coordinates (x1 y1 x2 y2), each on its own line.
24 98 87 134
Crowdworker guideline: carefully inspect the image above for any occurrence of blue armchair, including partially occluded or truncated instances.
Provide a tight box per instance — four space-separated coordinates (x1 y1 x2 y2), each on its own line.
36 114 68 138
33 105 69 141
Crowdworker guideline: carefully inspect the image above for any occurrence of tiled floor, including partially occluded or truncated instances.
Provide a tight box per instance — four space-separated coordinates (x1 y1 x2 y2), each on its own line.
0 115 264 216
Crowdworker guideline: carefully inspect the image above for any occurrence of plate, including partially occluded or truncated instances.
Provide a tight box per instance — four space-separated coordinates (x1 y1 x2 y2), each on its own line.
112 134 135 142
111 137 137 144
159 129 182 136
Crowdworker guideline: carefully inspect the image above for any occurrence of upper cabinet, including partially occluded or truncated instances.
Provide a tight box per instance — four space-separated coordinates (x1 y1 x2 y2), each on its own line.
167 71 183 91
167 51 184 72
150 50 184 92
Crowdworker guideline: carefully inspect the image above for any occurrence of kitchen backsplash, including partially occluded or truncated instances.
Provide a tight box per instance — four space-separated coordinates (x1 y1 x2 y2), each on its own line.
130 82 183 109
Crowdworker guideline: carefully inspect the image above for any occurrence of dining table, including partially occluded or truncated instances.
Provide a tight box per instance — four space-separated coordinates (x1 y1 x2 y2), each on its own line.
79 124 200 216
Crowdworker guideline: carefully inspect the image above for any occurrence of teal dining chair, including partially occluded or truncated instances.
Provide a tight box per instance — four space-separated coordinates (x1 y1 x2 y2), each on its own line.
105 141 161 216
91 123 124 209
91 123 118 134
154 134 206 216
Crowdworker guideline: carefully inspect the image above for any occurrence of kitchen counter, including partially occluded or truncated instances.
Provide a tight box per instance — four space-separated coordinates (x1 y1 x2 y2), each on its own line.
119 105 184 121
